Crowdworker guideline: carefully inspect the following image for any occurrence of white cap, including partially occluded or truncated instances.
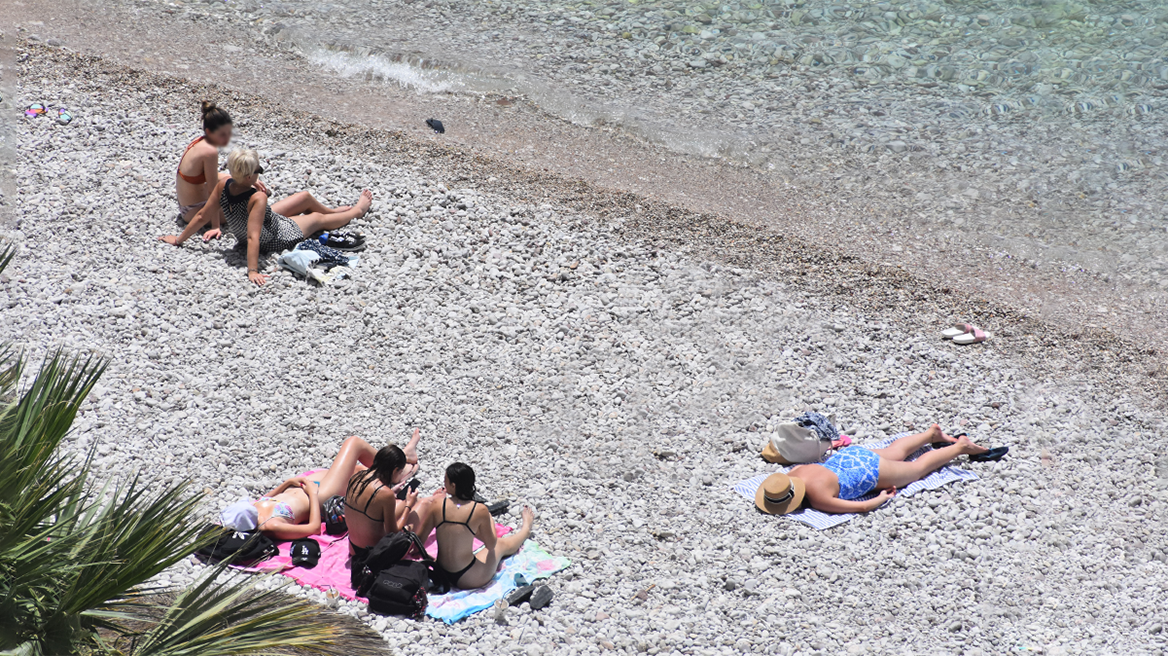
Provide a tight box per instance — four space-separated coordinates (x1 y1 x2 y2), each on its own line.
220 500 259 531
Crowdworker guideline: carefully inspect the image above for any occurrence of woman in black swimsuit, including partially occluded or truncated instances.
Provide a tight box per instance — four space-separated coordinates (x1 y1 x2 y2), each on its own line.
344 430 432 583
424 463 534 590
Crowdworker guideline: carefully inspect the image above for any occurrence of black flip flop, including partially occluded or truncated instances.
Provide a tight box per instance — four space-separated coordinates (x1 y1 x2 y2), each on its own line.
529 585 554 610
968 446 1009 463
486 499 511 516
426 118 445 134
325 232 365 252
506 585 534 606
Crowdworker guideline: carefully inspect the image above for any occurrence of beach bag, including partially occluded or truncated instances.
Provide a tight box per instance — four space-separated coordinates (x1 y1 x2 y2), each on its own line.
321 495 347 536
761 423 832 465
194 526 278 566
354 530 428 595
365 561 430 619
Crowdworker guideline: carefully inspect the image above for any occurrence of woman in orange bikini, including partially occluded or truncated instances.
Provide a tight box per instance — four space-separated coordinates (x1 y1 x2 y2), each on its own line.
175 101 268 223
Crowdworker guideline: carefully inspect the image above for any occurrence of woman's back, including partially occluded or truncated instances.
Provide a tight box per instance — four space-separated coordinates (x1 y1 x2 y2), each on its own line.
434 498 484 570
345 476 392 549
219 180 302 252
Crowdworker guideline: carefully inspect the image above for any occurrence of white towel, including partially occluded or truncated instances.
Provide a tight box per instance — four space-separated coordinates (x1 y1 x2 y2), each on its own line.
732 433 980 530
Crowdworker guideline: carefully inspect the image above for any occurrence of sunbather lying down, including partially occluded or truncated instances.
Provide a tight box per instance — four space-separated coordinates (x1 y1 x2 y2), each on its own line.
219 432 420 540
756 425 989 515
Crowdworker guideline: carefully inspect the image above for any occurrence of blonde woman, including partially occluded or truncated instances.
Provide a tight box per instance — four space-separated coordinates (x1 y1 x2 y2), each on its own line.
161 149 372 286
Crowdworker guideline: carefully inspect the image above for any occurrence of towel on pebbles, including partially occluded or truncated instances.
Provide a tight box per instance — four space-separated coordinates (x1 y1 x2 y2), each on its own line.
732 433 979 530
426 541 571 624
232 525 512 600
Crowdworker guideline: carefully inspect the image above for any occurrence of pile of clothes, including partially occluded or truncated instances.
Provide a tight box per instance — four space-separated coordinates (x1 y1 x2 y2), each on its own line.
277 231 365 286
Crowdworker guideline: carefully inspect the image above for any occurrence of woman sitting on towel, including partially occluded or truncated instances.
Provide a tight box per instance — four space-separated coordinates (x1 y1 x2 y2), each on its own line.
219 433 419 541
160 148 372 286
421 462 534 590
345 429 436 572
757 425 990 516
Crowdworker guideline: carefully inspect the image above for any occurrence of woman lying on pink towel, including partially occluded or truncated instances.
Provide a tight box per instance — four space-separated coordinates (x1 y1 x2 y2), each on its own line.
219 432 420 541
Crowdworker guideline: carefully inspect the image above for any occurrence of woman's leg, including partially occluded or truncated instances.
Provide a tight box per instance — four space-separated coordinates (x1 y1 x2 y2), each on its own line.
288 190 372 235
873 424 951 462
393 428 422 483
401 496 435 535
271 191 340 217
317 436 379 499
876 435 988 489
457 508 534 589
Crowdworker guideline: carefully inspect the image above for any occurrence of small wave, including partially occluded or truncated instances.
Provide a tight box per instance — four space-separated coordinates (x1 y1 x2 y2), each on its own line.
307 48 459 94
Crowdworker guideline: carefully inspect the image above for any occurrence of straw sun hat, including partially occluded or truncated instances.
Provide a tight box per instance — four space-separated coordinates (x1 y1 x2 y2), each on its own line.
754 472 806 515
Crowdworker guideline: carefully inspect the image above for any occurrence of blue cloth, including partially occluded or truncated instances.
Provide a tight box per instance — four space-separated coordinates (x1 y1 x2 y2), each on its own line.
823 446 881 500
277 249 321 277
425 541 571 624
794 412 839 442
295 239 350 266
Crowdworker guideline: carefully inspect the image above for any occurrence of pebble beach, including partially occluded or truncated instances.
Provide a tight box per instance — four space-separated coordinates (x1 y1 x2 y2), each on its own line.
2 37 1167 656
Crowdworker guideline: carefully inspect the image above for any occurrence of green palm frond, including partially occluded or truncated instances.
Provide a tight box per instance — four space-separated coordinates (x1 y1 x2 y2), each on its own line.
58 478 208 616
121 564 385 656
0 350 104 556
0 343 21 401
0 245 14 277
0 348 106 461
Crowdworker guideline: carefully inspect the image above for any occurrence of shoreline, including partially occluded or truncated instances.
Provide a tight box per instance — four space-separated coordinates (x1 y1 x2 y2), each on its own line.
12 39 1159 409
3 39 1168 656
2 0 1167 369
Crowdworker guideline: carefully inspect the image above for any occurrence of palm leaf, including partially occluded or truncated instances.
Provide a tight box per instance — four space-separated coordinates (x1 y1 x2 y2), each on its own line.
0 245 14 277
0 350 104 556
0 343 21 402
57 478 208 616
121 564 387 656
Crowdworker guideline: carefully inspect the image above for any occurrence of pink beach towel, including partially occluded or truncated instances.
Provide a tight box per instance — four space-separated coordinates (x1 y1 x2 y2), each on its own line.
243 470 512 600
248 526 512 601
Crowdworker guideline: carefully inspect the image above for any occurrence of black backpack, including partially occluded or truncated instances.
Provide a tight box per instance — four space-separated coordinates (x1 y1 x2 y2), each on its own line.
365 561 431 619
353 531 435 619
194 525 278 566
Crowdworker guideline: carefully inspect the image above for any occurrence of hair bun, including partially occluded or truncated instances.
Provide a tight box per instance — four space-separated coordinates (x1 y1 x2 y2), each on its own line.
201 100 217 116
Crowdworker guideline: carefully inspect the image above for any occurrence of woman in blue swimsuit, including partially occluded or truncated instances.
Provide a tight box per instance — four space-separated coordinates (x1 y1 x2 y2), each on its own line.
785 425 989 514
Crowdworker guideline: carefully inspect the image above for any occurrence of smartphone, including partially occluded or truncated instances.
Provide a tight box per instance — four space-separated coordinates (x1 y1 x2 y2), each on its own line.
395 478 421 500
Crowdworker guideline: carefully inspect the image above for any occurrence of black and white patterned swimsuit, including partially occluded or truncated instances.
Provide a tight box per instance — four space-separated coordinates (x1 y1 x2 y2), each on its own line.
220 180 304 253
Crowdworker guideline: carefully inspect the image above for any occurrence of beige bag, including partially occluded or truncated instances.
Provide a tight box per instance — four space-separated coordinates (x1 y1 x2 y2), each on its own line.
760 423 831 465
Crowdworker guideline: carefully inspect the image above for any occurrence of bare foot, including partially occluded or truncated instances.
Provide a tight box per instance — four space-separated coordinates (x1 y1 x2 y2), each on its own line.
519 506 535 536
955 434 989 455
393 462 419 485
925 423 957 445
354 189 373 217
402 428 420 465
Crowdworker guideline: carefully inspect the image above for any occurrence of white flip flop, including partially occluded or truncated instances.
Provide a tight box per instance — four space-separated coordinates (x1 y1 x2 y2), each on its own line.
941 323 975 340
952 328 991 345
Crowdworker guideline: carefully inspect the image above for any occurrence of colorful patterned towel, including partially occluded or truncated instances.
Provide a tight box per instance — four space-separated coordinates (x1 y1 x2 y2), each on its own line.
732 433 979 530
426 541 572 624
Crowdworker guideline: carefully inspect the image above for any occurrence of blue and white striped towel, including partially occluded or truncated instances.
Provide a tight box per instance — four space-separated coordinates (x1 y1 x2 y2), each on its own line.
732 433 979 530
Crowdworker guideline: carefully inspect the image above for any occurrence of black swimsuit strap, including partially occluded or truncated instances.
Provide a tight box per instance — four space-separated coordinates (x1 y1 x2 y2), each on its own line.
437 499 478 535
344 486 385 522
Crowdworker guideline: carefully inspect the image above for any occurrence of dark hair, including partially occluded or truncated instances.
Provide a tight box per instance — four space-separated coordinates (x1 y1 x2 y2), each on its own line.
201 100 233 133
347 445 406 500
445 462 477 501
